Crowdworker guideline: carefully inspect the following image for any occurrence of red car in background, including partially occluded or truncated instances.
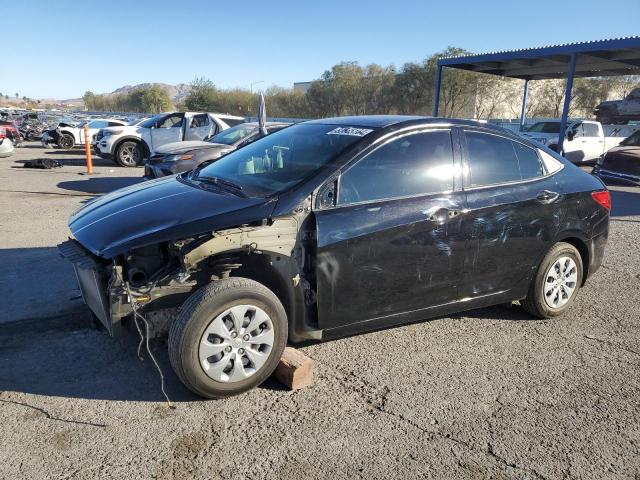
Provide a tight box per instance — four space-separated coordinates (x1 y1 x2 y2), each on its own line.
0 120 23 146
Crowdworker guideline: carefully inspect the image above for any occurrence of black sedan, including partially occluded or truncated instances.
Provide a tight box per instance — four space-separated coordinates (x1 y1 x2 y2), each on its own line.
144 122 290 179
60 116 610 399
593 129 640 186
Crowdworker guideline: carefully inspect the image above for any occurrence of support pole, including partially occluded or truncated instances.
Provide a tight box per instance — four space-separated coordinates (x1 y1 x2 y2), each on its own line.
433 64 443 117
557 53 577 152
83 123 93 175
519 79 529 131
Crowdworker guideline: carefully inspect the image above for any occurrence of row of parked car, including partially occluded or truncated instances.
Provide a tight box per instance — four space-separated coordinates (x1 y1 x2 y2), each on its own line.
32 109 640 187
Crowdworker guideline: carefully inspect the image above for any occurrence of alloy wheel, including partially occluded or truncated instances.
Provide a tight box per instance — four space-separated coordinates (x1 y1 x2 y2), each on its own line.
543 256 578 308
198 305 275 383
120 144 141 165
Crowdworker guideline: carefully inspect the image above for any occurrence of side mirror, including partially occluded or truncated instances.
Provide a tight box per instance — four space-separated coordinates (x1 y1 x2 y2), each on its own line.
566 130 575 141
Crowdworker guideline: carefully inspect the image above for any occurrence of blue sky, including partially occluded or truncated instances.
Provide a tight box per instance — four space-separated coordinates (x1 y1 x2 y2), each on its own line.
6 0 640 99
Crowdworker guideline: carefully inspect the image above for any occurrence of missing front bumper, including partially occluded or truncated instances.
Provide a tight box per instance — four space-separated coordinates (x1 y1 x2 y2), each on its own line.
58 239 117 335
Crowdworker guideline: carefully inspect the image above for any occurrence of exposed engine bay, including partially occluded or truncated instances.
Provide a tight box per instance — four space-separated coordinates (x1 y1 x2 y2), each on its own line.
59 206 321 341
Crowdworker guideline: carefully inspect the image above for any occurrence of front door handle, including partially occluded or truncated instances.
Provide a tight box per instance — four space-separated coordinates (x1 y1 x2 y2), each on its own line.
536 190 560 204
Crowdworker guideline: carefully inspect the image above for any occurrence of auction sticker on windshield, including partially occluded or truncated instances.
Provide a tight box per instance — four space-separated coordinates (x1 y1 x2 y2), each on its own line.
327 127 373 137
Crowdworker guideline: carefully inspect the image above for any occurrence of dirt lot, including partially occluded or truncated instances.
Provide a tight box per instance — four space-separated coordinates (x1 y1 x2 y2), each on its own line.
1 143 639 479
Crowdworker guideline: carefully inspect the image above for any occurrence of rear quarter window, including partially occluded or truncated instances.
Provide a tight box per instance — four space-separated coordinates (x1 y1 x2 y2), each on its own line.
465 131 543 187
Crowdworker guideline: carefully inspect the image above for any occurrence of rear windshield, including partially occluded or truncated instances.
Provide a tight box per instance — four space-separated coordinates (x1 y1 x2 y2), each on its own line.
220 117 245 127
525 122 561 134
621 130 640 146
193 123 374 197
207 124 257 145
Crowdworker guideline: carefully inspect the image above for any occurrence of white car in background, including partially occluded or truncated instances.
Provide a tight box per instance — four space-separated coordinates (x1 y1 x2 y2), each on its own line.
520 120 630 164
95 112 245 167
41 118 129 149
0 127 14 157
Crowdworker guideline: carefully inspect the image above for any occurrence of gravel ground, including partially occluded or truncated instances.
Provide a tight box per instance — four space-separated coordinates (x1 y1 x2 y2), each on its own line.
1 144 639 479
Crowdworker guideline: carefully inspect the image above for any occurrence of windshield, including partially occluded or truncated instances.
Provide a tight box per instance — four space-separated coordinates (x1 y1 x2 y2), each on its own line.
621 130 640 146
193 123 374 197
139 114 164 128
207 124 257 145
525 122 561 133
129 118 146 126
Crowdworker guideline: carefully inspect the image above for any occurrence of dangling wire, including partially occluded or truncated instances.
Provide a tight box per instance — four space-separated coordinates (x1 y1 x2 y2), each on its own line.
127 285 175 409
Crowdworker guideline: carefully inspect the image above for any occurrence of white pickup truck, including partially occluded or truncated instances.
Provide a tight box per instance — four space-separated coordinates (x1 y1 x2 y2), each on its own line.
520 120 629 164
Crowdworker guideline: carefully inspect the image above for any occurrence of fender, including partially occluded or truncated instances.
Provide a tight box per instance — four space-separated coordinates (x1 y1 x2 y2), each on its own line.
59 128 79 144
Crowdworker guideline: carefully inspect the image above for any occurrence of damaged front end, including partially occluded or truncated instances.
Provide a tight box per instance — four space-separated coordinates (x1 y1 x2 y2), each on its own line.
58 211 321 341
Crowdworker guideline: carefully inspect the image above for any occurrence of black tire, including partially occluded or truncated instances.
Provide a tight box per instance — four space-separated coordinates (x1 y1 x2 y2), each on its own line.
115 140 143 167
169 277 288 399
521 242 583 319
58 133 74 149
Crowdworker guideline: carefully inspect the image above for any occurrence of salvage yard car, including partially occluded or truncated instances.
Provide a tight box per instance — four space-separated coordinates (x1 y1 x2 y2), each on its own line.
520 120 626 164
593 128 640 186
42 118 129 149
59 116 610 399
144 121 290 179
594 87 640 124
95 112 245 167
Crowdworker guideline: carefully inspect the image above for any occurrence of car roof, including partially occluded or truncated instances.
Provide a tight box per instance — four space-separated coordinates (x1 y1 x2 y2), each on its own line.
305 115 425 128
239 121 291 128
304 115 519 133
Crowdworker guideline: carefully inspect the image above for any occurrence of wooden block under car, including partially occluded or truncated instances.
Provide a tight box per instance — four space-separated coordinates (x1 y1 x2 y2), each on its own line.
273 347 314 390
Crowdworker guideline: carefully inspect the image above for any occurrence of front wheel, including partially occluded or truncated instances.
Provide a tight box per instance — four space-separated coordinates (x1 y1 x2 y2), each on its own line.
169 278 288 399
115 141 143 167
58 133 74 149
521 242 583 318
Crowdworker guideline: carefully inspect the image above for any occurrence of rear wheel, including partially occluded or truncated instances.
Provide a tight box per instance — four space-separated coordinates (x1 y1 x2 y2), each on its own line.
58 133 74 149
521 242 583 318
115 141 143 167
169 278 287 399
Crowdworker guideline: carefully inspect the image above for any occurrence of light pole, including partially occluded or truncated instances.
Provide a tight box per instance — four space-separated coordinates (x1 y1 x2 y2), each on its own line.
250 81 265 94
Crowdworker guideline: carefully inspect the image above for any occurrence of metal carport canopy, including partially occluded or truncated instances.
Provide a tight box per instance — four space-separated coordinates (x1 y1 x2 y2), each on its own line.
433 36 640 149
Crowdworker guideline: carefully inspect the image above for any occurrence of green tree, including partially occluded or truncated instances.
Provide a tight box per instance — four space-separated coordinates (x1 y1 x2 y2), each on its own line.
394 62 433 114
137 85 173 113
427 47 475 117
184 77 220 112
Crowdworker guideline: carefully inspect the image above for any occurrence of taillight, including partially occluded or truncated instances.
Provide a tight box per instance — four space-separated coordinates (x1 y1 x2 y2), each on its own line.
591 190 611 210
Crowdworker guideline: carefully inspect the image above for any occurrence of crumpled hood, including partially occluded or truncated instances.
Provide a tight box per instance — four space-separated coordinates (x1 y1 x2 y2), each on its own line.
69 175 276 258
154 140 221 155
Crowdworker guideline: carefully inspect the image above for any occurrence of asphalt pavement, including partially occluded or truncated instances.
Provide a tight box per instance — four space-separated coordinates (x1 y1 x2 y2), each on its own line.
1 143 639 479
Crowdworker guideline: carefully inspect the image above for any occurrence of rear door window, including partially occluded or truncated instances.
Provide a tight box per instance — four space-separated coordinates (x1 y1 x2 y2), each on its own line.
338 130 454 205
583 123 600 137
464 131 543 187
190 114 210 128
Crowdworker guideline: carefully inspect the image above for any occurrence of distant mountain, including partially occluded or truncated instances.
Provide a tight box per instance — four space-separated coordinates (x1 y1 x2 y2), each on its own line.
24 83 193 108
109 83 191 102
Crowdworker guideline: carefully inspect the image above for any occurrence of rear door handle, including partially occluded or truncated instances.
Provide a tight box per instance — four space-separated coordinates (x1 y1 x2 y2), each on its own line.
536 190 560 204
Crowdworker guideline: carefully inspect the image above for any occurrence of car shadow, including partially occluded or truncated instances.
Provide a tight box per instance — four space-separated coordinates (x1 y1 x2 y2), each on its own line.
44 149 86 155
0 246 283 403
0 304 286 404
57 176 144 194
12 157 120 168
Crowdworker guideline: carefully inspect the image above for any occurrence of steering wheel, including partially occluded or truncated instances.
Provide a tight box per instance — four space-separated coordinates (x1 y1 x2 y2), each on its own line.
339 175 361 204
